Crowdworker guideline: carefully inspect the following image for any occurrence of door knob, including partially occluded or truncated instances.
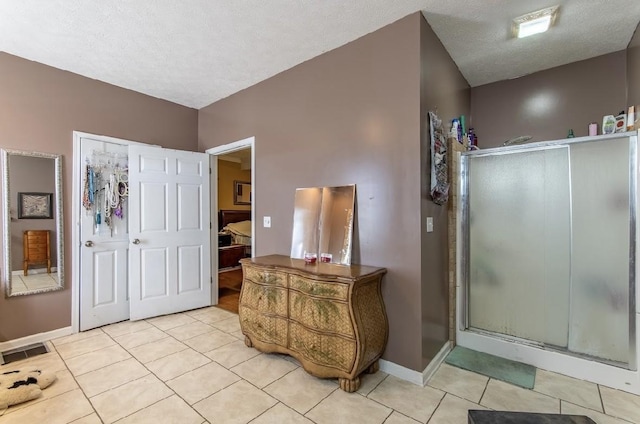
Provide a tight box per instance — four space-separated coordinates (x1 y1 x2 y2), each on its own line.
84 240 94 247
132 239 141 245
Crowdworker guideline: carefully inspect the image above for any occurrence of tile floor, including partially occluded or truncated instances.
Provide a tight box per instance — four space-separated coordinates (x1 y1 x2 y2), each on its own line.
11 272 59 294
1 306 639 423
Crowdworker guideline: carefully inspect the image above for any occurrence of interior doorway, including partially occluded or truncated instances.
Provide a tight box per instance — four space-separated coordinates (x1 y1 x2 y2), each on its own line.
206 137 255 314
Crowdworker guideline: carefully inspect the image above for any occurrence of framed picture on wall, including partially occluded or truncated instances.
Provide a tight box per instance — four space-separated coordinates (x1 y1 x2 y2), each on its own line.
234 181 252 205
18 192 53 219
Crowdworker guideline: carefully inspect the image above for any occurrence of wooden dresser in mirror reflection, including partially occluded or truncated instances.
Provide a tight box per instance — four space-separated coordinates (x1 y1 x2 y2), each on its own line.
23 230 51 276
238 254 388 392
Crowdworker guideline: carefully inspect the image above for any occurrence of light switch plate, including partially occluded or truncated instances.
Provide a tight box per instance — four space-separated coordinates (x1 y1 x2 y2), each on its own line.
263 216 271 228
426 217 433 232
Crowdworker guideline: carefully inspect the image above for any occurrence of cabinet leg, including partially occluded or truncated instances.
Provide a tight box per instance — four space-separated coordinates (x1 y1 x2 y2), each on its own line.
339 376 361 393
365 360 380 374
244 335 253 348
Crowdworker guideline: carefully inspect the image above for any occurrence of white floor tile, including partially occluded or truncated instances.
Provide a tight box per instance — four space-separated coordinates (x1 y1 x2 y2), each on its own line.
534 369 603 412
600 385 640 423
264 367 337 414
481 379 560 414
89 374 173 424
368 375 445 423
231 353 297 388
145 348 211 381
306 389 392 424
194 380 277 424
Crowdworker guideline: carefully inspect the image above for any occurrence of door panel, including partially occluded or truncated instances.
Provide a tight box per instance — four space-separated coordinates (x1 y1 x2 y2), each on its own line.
141 183 167 232
178 245 203 293
129 145 211 320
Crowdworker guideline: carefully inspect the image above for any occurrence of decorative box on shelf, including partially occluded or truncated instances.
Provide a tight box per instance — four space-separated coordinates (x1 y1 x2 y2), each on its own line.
238 254 388 392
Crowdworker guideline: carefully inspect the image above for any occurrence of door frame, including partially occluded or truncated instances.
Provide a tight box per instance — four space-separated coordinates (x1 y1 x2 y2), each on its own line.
71 131 153 333
206 136 255 305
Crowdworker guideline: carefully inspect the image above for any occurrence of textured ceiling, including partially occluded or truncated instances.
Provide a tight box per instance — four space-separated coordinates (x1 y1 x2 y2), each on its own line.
1 1 639 109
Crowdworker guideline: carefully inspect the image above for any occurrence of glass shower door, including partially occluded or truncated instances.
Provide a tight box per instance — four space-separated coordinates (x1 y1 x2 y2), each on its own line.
463 134 636 369
467 146 572 348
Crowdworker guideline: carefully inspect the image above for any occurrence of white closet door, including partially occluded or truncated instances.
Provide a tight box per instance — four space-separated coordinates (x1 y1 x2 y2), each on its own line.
79 138 130 331
128 145 211 320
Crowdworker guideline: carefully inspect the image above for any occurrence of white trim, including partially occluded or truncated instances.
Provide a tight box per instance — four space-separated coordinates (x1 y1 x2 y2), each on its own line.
0 326 72 352
422 341 452 384
379 341 451 387
379 359 424 386
206 136 256 259
206 136 255 306
71 131 153 334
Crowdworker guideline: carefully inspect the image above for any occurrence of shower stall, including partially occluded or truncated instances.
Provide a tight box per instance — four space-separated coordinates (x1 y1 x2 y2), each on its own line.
457 131 640 394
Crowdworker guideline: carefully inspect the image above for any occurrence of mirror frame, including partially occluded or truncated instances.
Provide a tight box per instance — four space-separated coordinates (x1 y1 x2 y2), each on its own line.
234 180 252 205
2 149 64 297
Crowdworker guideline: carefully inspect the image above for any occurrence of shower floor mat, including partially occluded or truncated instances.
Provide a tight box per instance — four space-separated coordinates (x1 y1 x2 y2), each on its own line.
445 346 536 389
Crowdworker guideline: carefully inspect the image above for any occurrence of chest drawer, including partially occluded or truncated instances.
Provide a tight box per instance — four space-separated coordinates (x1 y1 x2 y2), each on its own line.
289 322 356 372
244 266 287 287
239 306 288 347
289 290 354 337
240 279 288 317
289 275 348 300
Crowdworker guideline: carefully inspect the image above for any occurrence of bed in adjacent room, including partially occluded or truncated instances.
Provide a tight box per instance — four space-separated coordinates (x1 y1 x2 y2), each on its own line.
218 210 252 271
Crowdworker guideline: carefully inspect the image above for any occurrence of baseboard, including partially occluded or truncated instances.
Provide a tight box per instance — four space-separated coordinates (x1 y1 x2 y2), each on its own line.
379 341 452 387
0 326 72 352
379 359 424 386
422 341 452 385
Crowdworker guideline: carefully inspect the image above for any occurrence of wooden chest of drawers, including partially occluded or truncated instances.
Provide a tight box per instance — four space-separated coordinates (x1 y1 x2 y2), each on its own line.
23 230 51 276
238 254 388 392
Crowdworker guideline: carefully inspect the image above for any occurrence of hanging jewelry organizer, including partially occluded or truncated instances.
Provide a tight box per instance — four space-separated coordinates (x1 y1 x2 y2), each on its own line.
82 151 129 236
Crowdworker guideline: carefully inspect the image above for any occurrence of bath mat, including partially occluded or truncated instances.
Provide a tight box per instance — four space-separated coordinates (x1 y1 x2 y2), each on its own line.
445 346 536 389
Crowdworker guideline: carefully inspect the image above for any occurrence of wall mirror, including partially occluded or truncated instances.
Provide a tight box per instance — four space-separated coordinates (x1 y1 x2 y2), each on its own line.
290 185 355 265
2 149 64 297
234 180 251 205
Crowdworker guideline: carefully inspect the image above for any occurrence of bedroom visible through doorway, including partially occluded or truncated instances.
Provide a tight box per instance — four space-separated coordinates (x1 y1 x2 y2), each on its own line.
206 137 255 313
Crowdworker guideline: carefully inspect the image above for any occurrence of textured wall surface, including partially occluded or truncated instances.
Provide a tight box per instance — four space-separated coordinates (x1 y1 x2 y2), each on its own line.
0 52 198 341
200 14 425 370
419 16 470 369
470 51 627 148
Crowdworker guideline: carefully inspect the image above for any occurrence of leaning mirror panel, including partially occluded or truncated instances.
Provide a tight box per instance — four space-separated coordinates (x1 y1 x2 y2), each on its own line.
2 149 64 296
291 185 355 265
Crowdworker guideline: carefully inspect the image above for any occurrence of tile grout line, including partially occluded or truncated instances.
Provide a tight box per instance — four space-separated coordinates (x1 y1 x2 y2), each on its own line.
108 326 208 423
46 339 104 422
424 390 447 424
478 377 491 405
597 384 605 414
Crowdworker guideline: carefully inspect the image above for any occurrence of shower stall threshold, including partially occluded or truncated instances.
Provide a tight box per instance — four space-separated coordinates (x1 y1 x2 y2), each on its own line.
457 326 640 395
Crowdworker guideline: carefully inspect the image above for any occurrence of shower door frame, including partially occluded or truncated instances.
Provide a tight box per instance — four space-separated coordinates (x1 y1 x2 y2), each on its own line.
456 131 640 394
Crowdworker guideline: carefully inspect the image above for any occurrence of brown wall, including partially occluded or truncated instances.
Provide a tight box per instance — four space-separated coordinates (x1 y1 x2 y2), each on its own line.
471 51 627 148
217 160 252 211
629 22 640 111
419 17 470 368
0 52 198 341
200 14 425 370
9 155 58 271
